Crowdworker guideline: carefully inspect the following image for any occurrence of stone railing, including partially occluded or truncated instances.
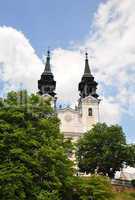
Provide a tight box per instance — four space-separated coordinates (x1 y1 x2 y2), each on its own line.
111 179 132 187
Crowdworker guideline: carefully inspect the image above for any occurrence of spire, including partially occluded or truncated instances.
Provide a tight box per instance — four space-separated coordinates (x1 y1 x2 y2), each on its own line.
44 50 52 74
78 52 99 99
38 49 56 97
84 52 92 77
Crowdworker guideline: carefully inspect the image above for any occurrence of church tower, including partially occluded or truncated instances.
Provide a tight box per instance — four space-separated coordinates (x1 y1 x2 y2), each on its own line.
38 50 56 107
37 50 100 140
38 50 56 97
78 52 98 99
78 52 100 131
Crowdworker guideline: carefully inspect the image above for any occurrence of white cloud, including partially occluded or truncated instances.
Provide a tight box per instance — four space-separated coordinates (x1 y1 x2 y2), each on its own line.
100 97 121 124
51 0 135 124
0 26 43 96
52 48 84 104
0 0 135 126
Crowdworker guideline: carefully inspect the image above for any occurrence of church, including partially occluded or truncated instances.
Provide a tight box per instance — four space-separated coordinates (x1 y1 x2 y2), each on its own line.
38 51 100 141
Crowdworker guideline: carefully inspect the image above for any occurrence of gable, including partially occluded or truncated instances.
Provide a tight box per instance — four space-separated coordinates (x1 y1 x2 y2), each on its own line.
81 95 100 104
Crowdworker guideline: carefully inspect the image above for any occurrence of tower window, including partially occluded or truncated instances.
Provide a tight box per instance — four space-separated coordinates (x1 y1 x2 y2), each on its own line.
88 108 92 116
89 88 92 93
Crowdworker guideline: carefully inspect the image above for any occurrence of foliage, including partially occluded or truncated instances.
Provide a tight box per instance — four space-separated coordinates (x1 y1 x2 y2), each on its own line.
125 144 135 167
1 91 133 200
0 91 73 200
131 179 135 187
62 175 114 200
115 192 135 200
37 190 60 200
76 123 135 178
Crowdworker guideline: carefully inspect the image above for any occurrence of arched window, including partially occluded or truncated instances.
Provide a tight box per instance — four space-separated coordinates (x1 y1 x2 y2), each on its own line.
88 108 92 116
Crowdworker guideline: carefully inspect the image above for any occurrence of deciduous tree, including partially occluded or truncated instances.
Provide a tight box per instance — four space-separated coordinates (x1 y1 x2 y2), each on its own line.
77 123 135 178
0 91 73 200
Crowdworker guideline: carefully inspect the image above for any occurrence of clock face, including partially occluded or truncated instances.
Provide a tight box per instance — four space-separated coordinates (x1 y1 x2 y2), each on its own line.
64 114 72 122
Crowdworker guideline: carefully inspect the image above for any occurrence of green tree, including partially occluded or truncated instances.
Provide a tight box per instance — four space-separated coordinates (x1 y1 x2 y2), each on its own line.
0 91 73 200
77 123 135 178
62 175 114 200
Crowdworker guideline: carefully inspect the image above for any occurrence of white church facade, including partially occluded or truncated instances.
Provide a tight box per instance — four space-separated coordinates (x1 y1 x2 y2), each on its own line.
57 96 100 141
38 51 100 140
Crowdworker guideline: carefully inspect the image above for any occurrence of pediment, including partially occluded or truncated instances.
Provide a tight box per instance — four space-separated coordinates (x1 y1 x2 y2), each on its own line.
81 95 100 104
57 107 79 114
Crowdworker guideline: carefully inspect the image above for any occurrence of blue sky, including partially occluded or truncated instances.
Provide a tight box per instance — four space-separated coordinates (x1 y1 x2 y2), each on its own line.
0 0 134 143
0 0 101 56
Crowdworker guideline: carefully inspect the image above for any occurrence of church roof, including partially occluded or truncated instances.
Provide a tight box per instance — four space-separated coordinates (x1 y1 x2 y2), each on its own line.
78 52 99 99
83 52 92 77
38 50 56 96
43 50 52 75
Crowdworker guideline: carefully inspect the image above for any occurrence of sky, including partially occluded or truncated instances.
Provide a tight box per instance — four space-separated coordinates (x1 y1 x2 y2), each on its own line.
0 0 134 143
0 0 101 56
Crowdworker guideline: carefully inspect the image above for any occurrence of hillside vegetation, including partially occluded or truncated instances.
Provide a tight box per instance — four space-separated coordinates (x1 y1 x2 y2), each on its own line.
0 91 135 200
115 192 135 200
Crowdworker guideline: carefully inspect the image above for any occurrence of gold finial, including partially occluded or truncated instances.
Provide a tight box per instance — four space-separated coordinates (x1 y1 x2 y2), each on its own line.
85 52 88 59
47 47 50 57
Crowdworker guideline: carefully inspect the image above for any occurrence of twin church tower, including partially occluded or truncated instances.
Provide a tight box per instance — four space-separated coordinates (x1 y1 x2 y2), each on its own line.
38 51 100 141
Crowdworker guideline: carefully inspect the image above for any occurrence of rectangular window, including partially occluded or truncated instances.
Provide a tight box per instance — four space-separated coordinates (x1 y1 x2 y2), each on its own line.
88 108 92 116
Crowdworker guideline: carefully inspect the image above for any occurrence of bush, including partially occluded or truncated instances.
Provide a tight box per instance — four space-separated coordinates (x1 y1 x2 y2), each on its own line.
131 179 135 187
63 175 114 200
